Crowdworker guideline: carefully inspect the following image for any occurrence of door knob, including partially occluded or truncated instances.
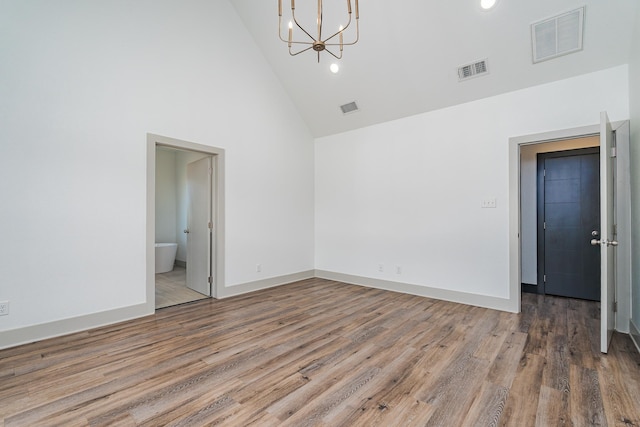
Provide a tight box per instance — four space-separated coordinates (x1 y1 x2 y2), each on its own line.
591 239 618 247
183 229 190 234
591 230 599 237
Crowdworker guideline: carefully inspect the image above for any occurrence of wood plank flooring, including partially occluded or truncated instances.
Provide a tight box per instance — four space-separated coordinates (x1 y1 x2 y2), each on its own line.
2 278 640 426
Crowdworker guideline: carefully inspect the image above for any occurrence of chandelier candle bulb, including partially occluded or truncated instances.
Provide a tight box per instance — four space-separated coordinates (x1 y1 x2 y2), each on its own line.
291 0 295 10
348 0 351 14
278 0 281 16
317 0 322 37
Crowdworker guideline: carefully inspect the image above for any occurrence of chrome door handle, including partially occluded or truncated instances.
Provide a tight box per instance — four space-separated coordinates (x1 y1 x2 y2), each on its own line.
591 239 618 247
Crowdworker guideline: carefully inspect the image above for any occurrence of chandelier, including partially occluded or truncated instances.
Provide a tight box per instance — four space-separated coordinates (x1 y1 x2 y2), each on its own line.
278 0 360 62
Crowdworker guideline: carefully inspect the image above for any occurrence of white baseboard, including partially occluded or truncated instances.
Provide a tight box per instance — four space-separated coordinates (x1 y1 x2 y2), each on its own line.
0 303 152 350
630 319 640 355
314 270 517 313
0 270 316 351
1 269 515 351
217 270 315 299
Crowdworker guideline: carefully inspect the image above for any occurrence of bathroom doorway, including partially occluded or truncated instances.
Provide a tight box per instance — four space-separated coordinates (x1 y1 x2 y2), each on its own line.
147 134 225 310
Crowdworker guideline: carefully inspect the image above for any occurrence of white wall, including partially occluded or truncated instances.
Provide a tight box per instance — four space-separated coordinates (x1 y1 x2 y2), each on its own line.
0 0 314 344
520 137 599 285
155 149 178 245
629 5 640 342
315 66 629 303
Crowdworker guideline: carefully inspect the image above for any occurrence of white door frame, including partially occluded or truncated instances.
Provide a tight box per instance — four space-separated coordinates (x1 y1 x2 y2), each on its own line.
146 133 225 310
508 121 631 331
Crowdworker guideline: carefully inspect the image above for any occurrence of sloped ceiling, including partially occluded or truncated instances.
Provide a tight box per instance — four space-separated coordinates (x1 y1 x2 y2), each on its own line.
229 0 638 138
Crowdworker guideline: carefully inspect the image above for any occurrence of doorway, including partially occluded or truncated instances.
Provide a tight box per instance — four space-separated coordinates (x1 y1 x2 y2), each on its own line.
519 136 600 297
509 118 632 353
537 147 600 301
155 147 212 308
146 134 225 311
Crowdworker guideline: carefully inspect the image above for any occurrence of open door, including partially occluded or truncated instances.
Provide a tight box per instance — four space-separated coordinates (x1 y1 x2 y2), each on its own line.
596 112 617 353
186 156 212 296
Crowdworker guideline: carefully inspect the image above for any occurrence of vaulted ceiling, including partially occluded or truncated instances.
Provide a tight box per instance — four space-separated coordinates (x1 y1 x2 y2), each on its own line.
229 0 638 137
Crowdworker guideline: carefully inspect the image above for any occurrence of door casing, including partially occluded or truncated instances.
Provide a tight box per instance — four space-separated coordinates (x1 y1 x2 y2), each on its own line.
147 134 225 310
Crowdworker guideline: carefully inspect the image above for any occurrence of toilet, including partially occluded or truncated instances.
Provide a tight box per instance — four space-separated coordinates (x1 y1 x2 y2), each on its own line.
155 243 178 273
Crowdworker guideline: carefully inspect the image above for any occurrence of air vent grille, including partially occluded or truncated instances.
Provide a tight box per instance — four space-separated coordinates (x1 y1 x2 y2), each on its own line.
458 59 489 81
532 7 584 63
340 101 359 115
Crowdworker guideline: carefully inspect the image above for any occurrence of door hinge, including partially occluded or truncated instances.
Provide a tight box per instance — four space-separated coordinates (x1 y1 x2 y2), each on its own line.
543 222 546 230
208 167 213 175
543 274 546 283
208 221 213 229
613 301 617 313
611 147 617 158
208 276 213 284
543 169 546 177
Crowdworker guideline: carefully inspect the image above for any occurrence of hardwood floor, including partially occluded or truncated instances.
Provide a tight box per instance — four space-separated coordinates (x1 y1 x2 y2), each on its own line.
155 266 209 309
2 278 639 426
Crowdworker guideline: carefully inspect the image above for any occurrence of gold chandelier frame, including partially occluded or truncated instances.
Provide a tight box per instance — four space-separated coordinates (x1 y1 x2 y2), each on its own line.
278 0 360 62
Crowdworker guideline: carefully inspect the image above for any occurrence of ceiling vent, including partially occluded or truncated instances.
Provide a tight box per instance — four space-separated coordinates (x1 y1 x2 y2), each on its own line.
531 7 584 63
340 101 359 115
458 59 489 81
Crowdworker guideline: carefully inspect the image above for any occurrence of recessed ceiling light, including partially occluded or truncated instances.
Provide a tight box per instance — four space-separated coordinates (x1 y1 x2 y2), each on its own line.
480 0 496 10
330 63 340 74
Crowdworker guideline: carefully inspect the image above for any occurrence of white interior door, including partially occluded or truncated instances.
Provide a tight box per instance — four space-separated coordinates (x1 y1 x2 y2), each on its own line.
186 157 212 296
598 112 616 353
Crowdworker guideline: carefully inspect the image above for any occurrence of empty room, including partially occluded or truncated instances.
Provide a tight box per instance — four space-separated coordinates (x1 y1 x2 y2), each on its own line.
1 0 640 425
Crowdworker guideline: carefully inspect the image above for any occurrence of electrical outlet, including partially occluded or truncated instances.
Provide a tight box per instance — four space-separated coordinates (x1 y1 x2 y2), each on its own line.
256 264 262 273
378 264 384 272
481 198 497 208
0 301 9 316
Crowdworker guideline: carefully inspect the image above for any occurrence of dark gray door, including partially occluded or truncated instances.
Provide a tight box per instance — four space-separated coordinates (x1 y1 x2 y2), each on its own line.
538 148 600 301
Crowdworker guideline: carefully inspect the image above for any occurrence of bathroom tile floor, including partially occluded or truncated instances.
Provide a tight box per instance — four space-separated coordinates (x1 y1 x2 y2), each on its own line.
155 266 209 309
